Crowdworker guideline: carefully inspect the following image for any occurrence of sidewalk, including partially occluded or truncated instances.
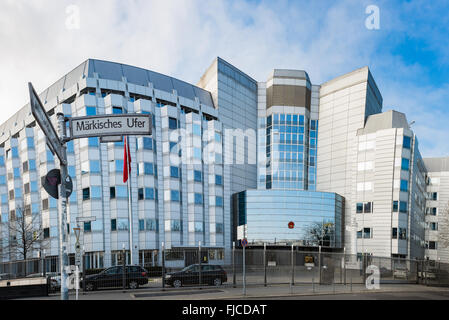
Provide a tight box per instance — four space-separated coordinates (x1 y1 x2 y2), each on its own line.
18 283 449 300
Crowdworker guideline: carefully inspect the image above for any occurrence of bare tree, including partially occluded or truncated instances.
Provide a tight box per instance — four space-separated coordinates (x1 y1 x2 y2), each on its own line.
3 204 48 262
305 221 335 247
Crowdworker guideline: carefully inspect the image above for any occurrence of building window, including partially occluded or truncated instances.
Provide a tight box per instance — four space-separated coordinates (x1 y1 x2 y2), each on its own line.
143 163 154 175
143 137 153 150
43 228 50 239
169 142 177 154
82 188 90 200
392 201 399 212
403 136 411 149
194 170 202 182
364 228 372 239
145 188 155 200
429 222 438 231
91 186 101 199
399 228 407 240
364 202 372 213
24 183 30 194
88 137 99 147
399 201 408 213
90 160 101 173
42 198 49 210
392 228 398 239
146 219 158 231
400 180 408 192
215 196 224 207
431 192 438 201
139 219 145 231
112 106 123 114
169 117 178 130
194 193 203 205
401 158 410 171
194 222 203 233
67 141 74 153
171 190 180 202
215 175 223 186
170 166 180 178
111 219 117 231
86 106 96 116
22 161 29 173
356 202 372 213
357 228 372 239
192 124 201 136
110 187 116 199
117 219 129 230
427 241 438 250
138 188 155 200
84 222 92 232
12 147 19 158
171 220 181 231
216 223 224 234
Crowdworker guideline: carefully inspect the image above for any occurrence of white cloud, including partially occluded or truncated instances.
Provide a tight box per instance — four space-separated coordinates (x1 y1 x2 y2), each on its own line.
0 0 447 158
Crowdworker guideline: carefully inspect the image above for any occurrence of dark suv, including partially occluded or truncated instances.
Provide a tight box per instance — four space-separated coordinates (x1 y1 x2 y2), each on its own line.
81 265 148 291
165 264 227 288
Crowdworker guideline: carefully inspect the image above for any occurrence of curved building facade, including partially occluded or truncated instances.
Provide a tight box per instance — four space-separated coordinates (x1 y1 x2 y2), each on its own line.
232 190 344 247
0 59 227 268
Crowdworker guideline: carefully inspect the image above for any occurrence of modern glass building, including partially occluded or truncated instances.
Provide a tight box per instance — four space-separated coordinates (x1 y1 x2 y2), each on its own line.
0 59 226 268
257 70 319 191
232 190 344 248
0 57 445 265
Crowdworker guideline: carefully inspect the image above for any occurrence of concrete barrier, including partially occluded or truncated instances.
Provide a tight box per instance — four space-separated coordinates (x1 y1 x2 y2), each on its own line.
0 277 49 300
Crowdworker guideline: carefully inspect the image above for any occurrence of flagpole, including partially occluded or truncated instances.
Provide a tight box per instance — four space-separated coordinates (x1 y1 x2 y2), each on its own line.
127 136 134 265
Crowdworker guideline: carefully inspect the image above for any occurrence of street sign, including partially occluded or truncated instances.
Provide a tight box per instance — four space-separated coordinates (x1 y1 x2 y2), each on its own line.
288 221 295 229
28 83 65 163
241 238 248 248
69 114 152 140
76 217 97 223
42 169 73 199
100 136 123 143
237 224 247 240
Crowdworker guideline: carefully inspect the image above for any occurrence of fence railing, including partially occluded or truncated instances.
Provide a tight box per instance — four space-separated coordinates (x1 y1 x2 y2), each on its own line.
1 247 449 297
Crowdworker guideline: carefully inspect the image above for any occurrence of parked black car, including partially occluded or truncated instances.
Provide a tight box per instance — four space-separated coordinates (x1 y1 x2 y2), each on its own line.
80 265 148 291
165 264 227 288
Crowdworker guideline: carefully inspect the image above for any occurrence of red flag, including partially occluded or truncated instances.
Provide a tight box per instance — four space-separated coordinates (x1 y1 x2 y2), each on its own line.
123 137 131 183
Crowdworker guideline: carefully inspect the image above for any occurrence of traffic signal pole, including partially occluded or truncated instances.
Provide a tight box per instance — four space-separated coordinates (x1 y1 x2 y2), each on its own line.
57 113 69 300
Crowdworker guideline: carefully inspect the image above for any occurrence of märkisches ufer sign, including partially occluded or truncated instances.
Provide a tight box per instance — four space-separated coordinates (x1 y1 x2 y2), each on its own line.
69 114 152 139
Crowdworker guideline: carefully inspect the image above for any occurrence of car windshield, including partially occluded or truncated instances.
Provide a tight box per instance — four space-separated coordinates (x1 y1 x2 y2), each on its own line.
181 265 196 272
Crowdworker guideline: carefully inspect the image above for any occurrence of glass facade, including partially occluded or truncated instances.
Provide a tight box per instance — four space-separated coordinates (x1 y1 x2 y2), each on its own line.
266 113 308 190
265 114 318 191
234 190 344 248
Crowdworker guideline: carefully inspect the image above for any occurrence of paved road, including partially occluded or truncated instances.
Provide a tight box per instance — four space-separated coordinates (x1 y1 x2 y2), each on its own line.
253 290 449 300
18 283 449 300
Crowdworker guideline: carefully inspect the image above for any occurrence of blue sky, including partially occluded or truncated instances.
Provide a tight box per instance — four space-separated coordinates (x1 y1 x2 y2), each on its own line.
0 0 448 157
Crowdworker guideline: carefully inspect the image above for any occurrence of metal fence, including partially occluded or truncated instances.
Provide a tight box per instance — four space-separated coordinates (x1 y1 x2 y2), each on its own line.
1 247 449 297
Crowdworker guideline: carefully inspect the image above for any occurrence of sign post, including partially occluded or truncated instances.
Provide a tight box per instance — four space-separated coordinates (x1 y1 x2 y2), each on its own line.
29 82 153 299
29 83 69 300
57 112 69 301
242 238 248 296
75 217 96 273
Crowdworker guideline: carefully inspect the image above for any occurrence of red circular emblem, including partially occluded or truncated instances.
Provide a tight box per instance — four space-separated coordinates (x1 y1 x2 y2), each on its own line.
288 222 295 229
